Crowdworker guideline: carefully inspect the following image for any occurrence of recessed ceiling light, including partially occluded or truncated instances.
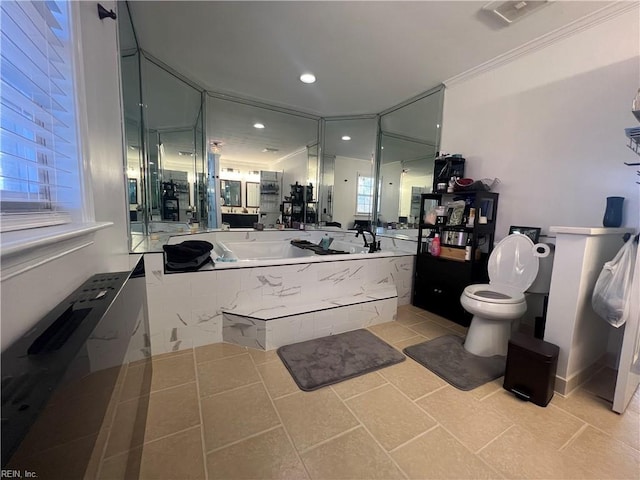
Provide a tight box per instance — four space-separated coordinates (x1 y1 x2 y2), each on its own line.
262 147 279 153
254 123 265 129
300 73 316 84
341 136 351 141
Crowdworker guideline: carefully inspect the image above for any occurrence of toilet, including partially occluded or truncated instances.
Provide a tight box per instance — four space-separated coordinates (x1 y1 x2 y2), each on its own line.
460 234 539 357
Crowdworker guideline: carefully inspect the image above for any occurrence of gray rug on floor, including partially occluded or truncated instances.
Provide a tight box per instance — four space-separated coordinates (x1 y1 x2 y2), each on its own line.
403 335 506 391
277 329 405 391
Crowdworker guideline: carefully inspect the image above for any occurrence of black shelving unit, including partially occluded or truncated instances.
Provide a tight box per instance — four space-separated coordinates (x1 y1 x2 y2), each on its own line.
281 200 317 227
281 183 316 227
413 191 499 327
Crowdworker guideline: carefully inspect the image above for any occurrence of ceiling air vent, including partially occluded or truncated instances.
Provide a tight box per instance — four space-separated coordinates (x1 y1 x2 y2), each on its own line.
483 0 550 24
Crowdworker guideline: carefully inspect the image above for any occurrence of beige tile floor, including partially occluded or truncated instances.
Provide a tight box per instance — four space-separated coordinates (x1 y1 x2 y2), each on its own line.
98 305 640 479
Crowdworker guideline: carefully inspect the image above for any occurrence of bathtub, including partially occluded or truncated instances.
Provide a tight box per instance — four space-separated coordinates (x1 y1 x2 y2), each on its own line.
147 230 417 354
215 238 374 262
215 240 316 261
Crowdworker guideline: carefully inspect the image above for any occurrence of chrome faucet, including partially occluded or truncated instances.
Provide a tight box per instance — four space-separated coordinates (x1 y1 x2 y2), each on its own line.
355 225 380 253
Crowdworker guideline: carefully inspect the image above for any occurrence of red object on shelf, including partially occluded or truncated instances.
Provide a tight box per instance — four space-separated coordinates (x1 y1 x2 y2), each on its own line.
430 234 441 257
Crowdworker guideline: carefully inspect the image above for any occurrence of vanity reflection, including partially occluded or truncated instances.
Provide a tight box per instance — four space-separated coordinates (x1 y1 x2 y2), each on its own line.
221 180 241 207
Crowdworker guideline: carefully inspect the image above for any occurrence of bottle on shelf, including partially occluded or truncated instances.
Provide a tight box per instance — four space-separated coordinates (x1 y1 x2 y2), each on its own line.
465 235 473 261
430 233 441 257
466 208 476 228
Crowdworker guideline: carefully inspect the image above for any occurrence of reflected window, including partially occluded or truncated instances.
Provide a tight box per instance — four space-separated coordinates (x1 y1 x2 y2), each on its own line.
356 174 374 215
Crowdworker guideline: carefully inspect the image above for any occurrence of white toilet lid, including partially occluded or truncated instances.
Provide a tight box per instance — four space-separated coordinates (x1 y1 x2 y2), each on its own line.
488 234 539 292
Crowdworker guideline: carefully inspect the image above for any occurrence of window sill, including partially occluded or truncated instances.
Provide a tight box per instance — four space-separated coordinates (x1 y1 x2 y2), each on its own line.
1 222 113 281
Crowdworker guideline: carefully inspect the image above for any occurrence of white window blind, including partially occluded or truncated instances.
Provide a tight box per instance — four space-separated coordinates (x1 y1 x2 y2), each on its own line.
356 173 373 215
0 0 81 232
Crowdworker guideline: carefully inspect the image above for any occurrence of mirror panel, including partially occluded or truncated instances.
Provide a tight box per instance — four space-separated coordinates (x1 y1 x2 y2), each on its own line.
207 95 319 226
246 182 259 207
378 87 444 229
221 179 242 207
322 118 377 230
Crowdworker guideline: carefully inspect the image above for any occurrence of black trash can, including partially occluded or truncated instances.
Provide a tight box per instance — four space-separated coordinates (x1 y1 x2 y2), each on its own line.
503 332 560 407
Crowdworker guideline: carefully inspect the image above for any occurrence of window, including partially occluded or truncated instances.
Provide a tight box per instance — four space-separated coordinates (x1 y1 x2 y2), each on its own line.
356 173 374 215
1 0 82 232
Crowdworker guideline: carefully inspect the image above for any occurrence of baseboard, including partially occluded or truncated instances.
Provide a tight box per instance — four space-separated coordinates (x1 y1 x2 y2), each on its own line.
554 355 608 395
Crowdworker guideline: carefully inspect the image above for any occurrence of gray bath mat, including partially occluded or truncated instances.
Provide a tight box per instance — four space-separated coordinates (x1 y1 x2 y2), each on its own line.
277 329 405 391
403 335 506 391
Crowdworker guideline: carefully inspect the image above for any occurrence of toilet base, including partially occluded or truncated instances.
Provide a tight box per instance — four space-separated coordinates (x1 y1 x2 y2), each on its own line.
463 315 513 357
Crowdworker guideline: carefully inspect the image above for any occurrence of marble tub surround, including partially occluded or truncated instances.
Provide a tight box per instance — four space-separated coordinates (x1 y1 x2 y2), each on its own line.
144 251 413 356
222 286 397 350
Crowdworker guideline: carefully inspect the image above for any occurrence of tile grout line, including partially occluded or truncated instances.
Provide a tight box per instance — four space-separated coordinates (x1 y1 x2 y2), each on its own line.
387 423 440 454
143 424 202 449
148 379 197 397
191 348 210 480
476 383 505 402
295 424 363 456
474 424 516 455
101 424 203 462
198 380 263 400
336 381 390 401
558 422 590 452
194 350 251 367
548 397 640 452
336 387 411 480
412 383 448 403
193 342 251 366
249 352 313 479
204 425 283 455
407 383 515 463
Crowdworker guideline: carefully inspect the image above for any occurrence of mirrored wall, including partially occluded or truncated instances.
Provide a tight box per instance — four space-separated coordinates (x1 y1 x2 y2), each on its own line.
119 2 444 247
377 86 444 229
206 94 319 228
119 3 205 244
321 117 378 230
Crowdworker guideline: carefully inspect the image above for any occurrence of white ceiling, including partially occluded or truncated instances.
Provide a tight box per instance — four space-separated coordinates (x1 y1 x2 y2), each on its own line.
126 0 613 117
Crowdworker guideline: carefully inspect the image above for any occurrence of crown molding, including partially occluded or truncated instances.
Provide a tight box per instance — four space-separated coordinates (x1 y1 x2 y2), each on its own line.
444 1 638 88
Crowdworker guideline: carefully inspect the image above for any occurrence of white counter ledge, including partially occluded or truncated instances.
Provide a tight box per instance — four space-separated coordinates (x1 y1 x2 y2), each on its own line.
550 226 635 236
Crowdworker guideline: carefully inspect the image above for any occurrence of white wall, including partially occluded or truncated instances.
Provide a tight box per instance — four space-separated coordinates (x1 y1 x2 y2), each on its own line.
1 1 130 351
544 230 630 393
441 9 640 238
278 148 309 199
379 162 401 224
333 155 374 229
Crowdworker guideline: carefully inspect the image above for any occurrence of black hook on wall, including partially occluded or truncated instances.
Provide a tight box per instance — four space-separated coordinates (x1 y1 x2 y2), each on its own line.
97 3 117 20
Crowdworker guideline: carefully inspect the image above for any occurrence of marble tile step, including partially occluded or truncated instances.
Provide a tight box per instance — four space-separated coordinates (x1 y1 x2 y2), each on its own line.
221 285 397 321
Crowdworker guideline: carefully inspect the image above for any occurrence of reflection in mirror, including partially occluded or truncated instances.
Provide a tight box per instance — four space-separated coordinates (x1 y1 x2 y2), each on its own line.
246 182 260 208
119 2 205 243
221 179 241 207
207 94 319 227
128 178 138 204
379 134 436 226
378 86 444 230
322 118 377 230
